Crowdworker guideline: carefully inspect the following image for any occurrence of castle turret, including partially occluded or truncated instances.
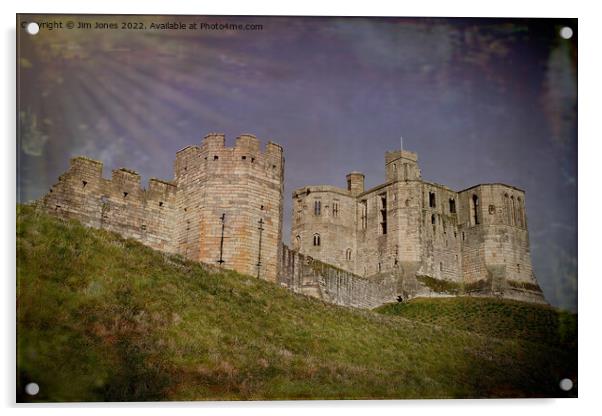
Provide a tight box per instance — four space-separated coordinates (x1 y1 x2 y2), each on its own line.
385 150 421 182
346 172 365 196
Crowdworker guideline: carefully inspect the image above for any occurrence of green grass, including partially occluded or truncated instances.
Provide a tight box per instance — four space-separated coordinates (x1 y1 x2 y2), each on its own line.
16 205 577 401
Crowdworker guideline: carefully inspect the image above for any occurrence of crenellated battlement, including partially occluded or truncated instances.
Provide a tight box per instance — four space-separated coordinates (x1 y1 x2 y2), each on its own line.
175 133 284 182
41 132 285 284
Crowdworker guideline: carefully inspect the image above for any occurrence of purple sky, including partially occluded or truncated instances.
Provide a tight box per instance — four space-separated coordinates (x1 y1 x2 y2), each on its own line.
17 15 577 310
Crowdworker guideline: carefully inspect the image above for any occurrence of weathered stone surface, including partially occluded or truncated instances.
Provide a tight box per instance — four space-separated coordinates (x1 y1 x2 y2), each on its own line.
38 137 545 308
287 149 546 306
39 133 284 283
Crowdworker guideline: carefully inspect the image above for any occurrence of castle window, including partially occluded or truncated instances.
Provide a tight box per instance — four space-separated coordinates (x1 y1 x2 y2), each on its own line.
347 178 352 191
471 194 480 225
429 192 436 208
454 231 457 239
404 164 409 180
379 193 387 235
332 200 339 217
504 193 511 225
449 198 456 214
159 201 164 207
272 165 276 169
405 199 410 207
517 197 524 228
251 157 255 163
82 180 88 188
123 192 128 198
213 155 219 160
346 248 352 261
313 233 321 246
511 196 516 226
141 224 147 231
260 205 265 210
296 235 301 246
314 200 321 216
462 232 465 241
431 214 436 225
439 262 443 271
378 262 381 272
360 200 368 230
242 155 246 160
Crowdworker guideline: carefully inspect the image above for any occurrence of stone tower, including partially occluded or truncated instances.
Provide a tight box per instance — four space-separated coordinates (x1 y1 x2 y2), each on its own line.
174 133 284 281
39 133 284 283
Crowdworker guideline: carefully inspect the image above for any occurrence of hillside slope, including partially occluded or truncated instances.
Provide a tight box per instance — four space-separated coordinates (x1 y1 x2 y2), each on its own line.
16 206 577 401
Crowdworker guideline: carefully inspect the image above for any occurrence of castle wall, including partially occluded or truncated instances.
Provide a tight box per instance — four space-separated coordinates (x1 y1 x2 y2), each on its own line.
279 245 398 309
458 185 539 294
291 186 357 273
40 157 178 253
417 182 462 283
290 150 545 306
40 133 284 283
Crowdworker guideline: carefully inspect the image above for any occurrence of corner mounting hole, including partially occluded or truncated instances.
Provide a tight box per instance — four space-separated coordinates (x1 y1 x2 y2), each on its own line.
26 22 39 35
559 378 573 391
25 382 39 395
560 26 573 39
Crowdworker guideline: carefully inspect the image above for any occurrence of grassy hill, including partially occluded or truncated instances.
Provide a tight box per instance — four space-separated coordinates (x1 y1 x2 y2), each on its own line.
16 205 577 401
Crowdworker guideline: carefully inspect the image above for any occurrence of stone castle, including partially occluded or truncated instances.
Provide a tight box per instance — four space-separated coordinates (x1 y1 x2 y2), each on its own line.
39 133 545 308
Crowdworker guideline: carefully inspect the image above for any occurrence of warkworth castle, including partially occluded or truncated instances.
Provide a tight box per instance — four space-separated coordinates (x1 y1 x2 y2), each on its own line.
39 133 546 308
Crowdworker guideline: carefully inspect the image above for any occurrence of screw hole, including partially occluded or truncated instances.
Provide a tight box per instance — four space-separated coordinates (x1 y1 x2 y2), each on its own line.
25 382 39 395
26 22 39 35
559 378 574 391
560 26 573 39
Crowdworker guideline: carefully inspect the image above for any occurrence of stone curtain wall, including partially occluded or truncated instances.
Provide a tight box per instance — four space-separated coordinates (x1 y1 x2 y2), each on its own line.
41 156 178 254
279 244 398 309
39 133 284 283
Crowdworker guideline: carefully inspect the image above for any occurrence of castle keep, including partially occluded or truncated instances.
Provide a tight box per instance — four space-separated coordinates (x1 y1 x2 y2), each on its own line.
39 134 545 307
285 150 545 305
40 133 284 282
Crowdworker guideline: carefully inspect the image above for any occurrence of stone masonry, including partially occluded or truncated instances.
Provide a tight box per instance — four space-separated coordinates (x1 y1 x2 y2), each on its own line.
39 136 545 307
40 133 284 283
286 149 546 305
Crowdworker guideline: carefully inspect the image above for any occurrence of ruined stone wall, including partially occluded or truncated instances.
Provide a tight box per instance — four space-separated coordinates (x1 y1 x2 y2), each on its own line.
41 157 178 253
279 245 398 309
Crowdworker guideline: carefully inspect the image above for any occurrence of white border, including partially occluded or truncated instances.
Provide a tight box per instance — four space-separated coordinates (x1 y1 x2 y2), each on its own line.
3 1 599 415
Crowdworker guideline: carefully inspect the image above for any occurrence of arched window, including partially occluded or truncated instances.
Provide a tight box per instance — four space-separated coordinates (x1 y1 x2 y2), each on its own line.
295 235 301 248
346 248 352 261
314 200 321 216
313 233 321 246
